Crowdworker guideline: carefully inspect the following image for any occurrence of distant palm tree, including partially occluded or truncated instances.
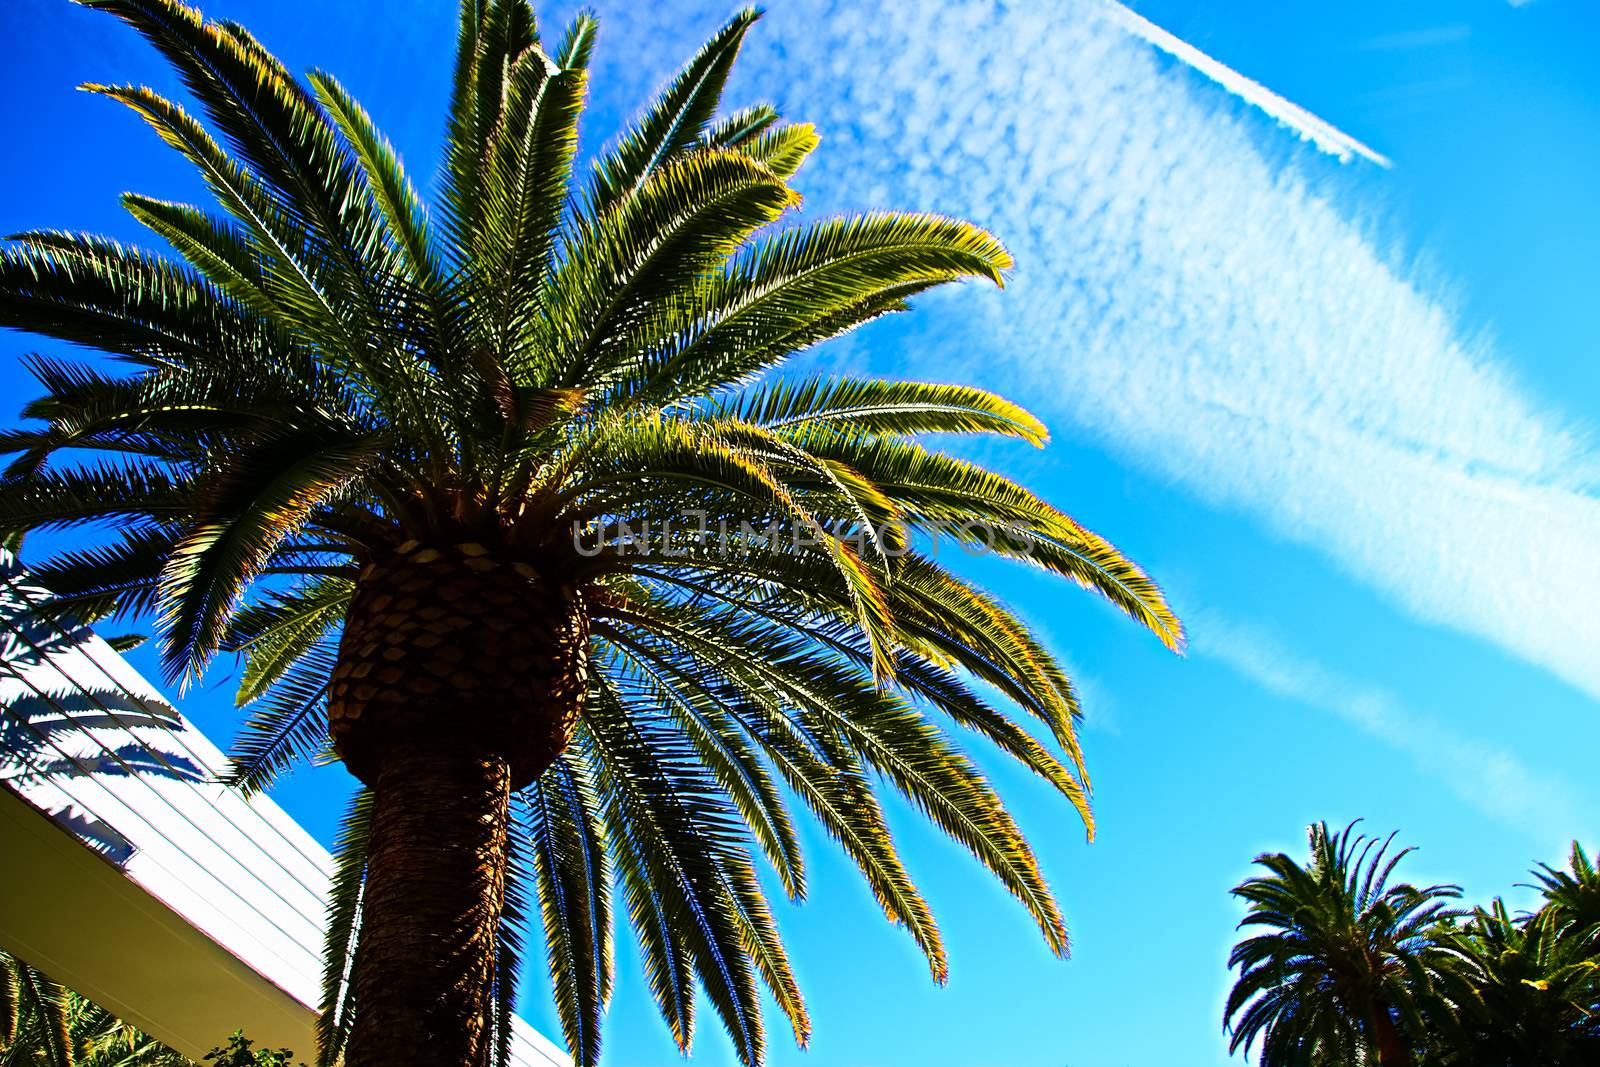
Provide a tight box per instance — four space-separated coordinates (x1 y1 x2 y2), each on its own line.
0 2 1181 1065
1531 843 1600 948
1224 822 1474 1067
1430 900 1600 1066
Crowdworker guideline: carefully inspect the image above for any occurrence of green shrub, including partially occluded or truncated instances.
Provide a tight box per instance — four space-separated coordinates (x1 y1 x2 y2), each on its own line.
202 1031 304 1067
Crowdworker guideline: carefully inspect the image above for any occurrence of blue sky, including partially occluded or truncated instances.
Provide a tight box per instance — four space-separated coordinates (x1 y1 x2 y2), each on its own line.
2 1 1597 1064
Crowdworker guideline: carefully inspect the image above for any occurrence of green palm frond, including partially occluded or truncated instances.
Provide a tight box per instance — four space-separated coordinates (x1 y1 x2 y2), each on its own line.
516 758 612 1067
729 122 819 180
585 8 762 216
700 104 780 151
316 789 371 1066
158 433 379 684
437 0 540 265
1 953 191 1067
549 150 800 389
1530 842 1600 946
15 527 175 625
224 578 353 702
581 677 772 1065
0 460 189 536
0 231 255 368
224 639 339 796
308 72 437 290
606 636 805 900
617 212 1013 407
2 955 17 1048
715 376 1049 444
10 958 76 1067
468 57 585 361
1437 899 1600 1064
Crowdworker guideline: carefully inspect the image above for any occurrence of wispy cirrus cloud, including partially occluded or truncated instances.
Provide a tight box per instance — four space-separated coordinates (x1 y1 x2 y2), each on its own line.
1197 615 1582 847
588 0 1600 703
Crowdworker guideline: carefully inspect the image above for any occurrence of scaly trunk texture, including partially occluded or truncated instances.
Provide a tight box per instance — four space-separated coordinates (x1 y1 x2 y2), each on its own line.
330 540 589 1067
1369 1004 1413 1067
329 540 590 790
342 738 511 1067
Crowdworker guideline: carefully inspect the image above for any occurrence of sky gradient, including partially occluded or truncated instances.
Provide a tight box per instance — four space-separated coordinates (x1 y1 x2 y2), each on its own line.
2 1 1597 1064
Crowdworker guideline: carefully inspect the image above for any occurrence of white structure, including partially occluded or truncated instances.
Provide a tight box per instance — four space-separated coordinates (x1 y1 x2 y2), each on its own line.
0 554 568 1065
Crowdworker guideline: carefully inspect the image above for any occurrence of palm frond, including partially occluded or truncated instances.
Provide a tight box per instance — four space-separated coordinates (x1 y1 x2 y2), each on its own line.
316 788 372 1066
518 757 613 1067
585 7 762 216
717 376 1048 445
700 104 779 150
158 434 378 684
226 638 339 795
308 72 438 291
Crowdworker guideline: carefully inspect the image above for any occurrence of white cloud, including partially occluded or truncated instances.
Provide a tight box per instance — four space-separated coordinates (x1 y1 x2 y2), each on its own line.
1197 615 1581 845
589 0 1600 703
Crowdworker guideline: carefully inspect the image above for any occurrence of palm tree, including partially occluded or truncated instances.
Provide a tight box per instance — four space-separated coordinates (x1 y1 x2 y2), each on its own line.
0 1 1182 1064
1428 901 1600 1066
1531 842 1600 949
1421 844 1600 1066
1224 822 1475 1067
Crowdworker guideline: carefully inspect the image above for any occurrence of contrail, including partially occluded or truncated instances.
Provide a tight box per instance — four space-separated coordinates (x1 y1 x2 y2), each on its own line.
1108 2 1393 168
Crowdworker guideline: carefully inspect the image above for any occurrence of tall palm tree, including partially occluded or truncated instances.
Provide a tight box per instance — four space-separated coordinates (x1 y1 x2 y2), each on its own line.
1224 822 1475 1067
0 2 1182 1064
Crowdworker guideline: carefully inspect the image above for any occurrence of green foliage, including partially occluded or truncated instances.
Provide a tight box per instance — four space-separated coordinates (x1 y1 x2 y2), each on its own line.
1530 842 1600 944
201 1032 303 1067
1 2 1185 1066
1224 821 1473 1066
1429 902 1600 1066
1224 826 1600 1067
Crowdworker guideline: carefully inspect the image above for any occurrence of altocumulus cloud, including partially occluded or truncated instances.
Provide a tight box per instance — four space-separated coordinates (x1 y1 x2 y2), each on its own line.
581 0 1600 702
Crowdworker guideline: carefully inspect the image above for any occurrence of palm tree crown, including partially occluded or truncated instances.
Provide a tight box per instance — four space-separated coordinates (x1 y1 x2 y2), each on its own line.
0 2 1181 1064
1225 821 1474 1067
1530 843 1600 948
1433 900 1600 1066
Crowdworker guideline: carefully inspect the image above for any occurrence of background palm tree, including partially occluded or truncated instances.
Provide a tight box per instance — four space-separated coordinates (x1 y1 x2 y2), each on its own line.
0 1 1181 1065
1427 900 1600 1066
1531 843 1600 949
1224 821 1475 1067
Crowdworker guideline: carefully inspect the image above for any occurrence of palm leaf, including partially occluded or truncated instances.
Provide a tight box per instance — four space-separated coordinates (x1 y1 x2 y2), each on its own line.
316 788 372 1066
519 758 613 1067
586 8 762 215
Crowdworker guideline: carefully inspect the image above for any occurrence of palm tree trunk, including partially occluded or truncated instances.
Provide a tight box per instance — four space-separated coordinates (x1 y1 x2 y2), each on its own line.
341 736 512 1067
1369 1005 1414 1067
328 542 590 1067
